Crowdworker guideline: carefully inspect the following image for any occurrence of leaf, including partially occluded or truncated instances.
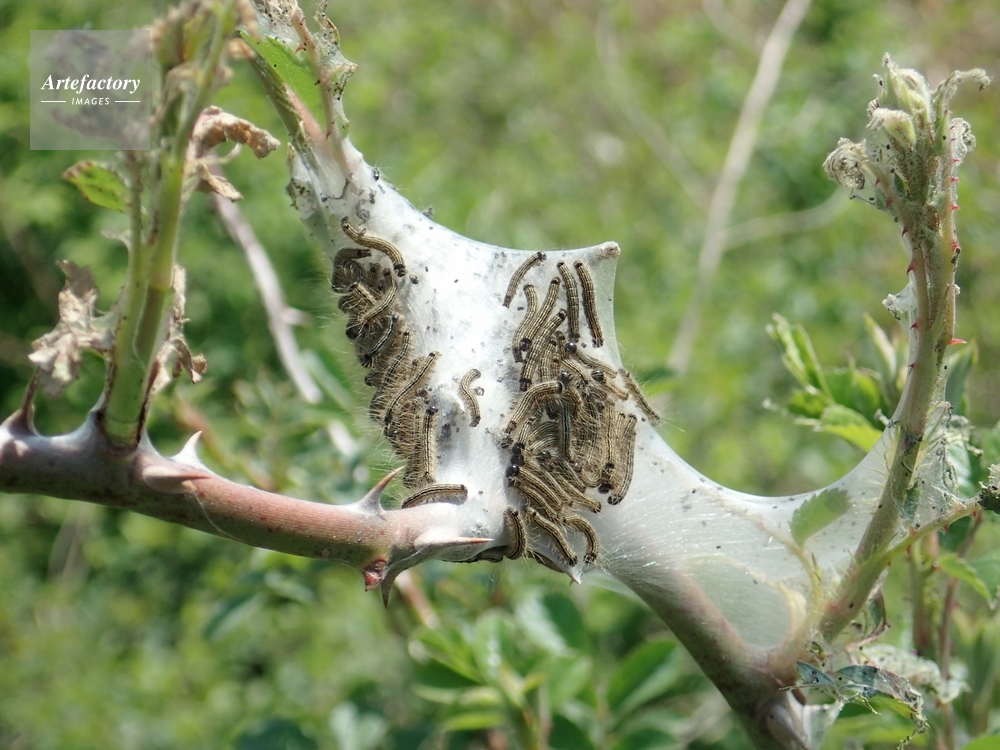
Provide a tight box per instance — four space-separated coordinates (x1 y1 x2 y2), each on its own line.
472 611 512 684
825 365 885 424
606 639 682 719
514 592 586 655
203 591 262 641
151 266 208 395
328 704 387 750
550 714 596 750
28 260 118 397
438 710 506 732
235 718 318 750
767 314 830 395
945 341 977 415
816 404 884 452
787 390 830 420
242 31 326 126
790 488 851 546
863 312 898 391
970 549 1000 607
963 736 1000 750
938 552 994 606
539 654 590 711
411 624 482 684
62 160 129 213
608 727 677 750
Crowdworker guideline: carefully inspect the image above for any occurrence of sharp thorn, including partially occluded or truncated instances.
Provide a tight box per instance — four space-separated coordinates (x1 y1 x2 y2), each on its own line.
348 466 402 518
174 432 210 470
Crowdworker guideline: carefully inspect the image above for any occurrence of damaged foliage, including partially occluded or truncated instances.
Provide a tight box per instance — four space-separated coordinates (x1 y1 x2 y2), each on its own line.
29 260 119 398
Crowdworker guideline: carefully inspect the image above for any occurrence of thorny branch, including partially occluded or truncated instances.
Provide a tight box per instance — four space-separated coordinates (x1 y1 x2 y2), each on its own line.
0 1 993 748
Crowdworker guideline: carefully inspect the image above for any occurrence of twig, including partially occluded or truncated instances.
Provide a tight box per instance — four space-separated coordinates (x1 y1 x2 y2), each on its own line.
0 408 500 593
211 183 323 404
595 14 710 211
720 189 847 251
702 0 760 54
667 0 812 375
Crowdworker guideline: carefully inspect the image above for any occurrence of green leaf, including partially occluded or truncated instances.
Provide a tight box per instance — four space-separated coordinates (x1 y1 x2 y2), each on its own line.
328 704 387 750
790 488 851 546
863 312 898 392
515 592 586 655
607 639 682 719
609 727 678 750
787 390 830 419
550 714 595 750
963 736 1000 750
767 314 830 395
938 552 994 606
825 365 885 424
970 549 1000 606
472 611 512 683
439 710 506 732
62 161 129 213
242 31 325 126
235 718 318 750
203 591 262 641
412 624 482 683
816 404 883 451
945 341 977 415
540 654 591 710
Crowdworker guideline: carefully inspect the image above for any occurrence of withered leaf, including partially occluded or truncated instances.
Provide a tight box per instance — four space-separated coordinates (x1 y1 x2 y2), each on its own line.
29 260 118 397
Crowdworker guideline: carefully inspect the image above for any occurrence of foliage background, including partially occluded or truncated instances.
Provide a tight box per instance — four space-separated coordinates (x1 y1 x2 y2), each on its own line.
1 0 999 748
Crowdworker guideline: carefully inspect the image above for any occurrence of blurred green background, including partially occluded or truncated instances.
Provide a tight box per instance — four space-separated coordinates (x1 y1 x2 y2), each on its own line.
1 0 999 748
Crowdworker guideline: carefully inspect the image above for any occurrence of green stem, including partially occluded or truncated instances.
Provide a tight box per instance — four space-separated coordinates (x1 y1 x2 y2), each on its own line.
99 2 236 446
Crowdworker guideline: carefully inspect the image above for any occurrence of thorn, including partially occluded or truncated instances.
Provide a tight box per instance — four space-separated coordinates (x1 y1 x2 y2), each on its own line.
948 338 967 346
380 569 397 608
348 467 403 518
910 321 920 330
412 529 492 553
950 177 959 183
952 204 960 211
2 372 39 436
140 460 215 494
901 227 909 237
906 260 916 274
173 432 210 470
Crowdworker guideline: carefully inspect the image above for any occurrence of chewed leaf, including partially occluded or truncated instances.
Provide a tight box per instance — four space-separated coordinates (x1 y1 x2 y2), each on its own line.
858 644 966 703
151 266 207 395
62 161 129 213
28 260 118 397
833 664 927 747
790 488 850 546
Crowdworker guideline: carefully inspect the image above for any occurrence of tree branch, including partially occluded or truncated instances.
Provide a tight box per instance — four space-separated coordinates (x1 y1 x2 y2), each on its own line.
210 182 322 404
667 0 812 376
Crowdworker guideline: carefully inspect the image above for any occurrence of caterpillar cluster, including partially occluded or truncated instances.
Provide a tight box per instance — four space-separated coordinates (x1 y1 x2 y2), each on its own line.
333 218 467 509
500 252 661 568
